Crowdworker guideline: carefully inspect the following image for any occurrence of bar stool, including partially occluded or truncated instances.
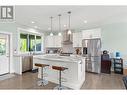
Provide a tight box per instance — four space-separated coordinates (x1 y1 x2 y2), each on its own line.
35 63 49 86
52 65 68 90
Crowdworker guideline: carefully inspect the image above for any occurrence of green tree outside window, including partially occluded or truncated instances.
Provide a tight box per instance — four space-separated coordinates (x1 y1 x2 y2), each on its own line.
0 39 6 55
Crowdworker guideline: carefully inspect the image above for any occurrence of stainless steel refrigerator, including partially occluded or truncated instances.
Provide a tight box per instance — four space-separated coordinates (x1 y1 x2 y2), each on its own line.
82 38 101 73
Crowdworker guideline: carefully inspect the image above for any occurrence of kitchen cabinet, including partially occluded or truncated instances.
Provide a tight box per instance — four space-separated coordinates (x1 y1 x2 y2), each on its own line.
101 60 111 74
82 30 92 39
33 55 85 89
92 28 101 38
82 28 101 39
45 36 54 47
73 32 82 47
54 35 62 47
14 54 33 74
45 35 62 48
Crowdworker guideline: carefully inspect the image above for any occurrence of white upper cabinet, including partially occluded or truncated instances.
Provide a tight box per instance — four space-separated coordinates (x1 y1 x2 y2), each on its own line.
45 35 62 48
54 35 62 47
82 28 101 39
73 32 82 47
45 36 54 47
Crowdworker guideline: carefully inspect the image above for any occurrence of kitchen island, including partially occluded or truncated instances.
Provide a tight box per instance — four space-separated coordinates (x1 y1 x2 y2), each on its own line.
33 54 85 89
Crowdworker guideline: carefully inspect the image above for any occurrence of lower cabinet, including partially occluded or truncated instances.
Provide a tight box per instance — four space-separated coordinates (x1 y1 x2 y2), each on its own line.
22 56 33 72
101 60 111 74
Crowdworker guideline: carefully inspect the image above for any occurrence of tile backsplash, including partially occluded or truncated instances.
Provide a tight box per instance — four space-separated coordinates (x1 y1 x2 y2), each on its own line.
62 44 73 53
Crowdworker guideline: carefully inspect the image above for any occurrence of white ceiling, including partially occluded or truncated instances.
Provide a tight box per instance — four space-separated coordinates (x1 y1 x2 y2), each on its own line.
15 6 127 33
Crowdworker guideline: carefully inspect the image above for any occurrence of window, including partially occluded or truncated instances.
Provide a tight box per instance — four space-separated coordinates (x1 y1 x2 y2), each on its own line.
36 36 41 51
20 33 42 52
0 38 6 55
20 34 28 52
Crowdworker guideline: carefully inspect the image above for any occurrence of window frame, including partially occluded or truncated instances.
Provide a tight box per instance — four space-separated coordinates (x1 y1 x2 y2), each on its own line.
18 28 43 54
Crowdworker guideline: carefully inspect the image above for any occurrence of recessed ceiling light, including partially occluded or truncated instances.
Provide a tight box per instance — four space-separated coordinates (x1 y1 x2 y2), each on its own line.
58 32 62 36
48 27 51 30
64 24 67 27
68 29 72 34
31 21 35 24
84 20 87 24
34 26 38 28
50 32 53 36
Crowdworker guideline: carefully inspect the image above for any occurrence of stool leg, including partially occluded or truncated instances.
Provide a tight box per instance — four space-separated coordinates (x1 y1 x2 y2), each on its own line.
59 70 61 89
37 67 48 86
42 67 43 81
54 70 68 90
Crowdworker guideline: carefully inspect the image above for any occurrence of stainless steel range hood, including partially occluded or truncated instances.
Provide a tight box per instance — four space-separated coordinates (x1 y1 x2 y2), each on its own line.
62 40 73 45
62 30 73 45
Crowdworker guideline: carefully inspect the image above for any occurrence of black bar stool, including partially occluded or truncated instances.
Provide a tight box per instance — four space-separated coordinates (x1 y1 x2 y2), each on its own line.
35 63 49 86
52 65 68 90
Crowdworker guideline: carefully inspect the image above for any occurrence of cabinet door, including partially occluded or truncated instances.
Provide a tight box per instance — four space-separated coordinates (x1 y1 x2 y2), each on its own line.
54 36 62 47
45 36 54 47
73 33 79 47
92 28 101 38
82 28 101 39
45 36 48 47
45 35 62 48
82 30 92 39
78 33 82 47
73 32 82 47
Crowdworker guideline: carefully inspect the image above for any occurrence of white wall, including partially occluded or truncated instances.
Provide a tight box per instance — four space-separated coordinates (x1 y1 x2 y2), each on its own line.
101 22 127 67
0 23 17 50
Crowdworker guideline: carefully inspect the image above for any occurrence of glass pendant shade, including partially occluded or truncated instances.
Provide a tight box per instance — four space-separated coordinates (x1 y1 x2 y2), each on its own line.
50 32 53 36
67 29 71 34
58 32 62 36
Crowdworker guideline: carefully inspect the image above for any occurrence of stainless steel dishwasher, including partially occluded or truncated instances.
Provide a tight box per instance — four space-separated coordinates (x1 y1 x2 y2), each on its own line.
22 56 33 72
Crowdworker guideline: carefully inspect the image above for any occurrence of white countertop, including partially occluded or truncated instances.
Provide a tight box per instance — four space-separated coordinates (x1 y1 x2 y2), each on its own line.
33 54 84 63
13 53 44 57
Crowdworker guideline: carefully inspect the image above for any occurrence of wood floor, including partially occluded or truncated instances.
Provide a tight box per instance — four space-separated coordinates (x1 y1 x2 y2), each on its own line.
0 72 125 89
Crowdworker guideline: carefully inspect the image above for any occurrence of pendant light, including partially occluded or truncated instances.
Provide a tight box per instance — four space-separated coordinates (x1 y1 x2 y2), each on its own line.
67 11 72 34
50 16 53 36
58 14 62 36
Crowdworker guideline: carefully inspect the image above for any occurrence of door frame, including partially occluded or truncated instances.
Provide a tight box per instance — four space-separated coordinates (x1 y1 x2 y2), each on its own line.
0 31 13 74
